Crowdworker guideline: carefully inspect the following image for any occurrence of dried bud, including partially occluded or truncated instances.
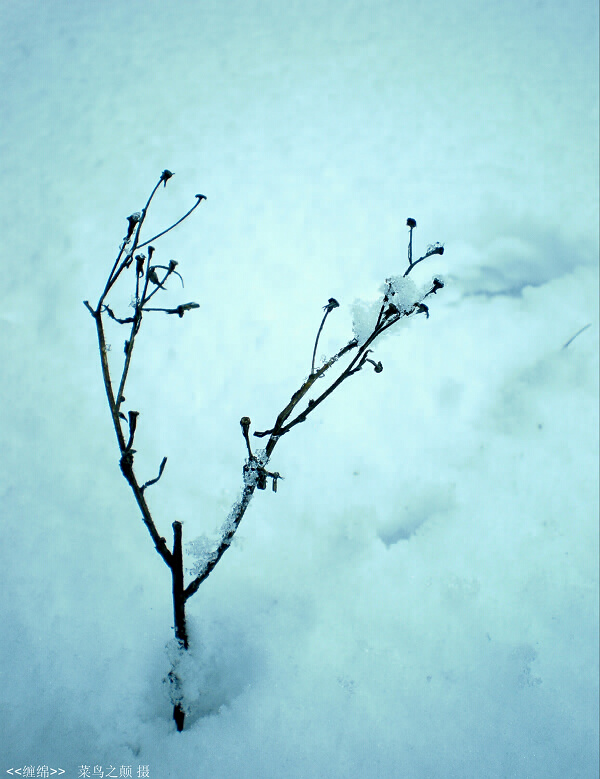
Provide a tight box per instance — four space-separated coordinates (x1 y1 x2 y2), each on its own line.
126 212 142 239
168 260 178 271
127 410 139 442
430 278 444 293
148 268 166 288
271 472 282 493
365 357 384 373
240 417 251 433
161 170 174 186
426 243 444 257
324 297 339 312
174 302 200 317
406 217 417 229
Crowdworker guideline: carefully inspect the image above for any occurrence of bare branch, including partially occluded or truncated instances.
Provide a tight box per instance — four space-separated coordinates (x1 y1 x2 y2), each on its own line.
253 338 358 443
103 304 135 325
562 323 591 349
240 417 253 459
311 298 339 374
86 172 203 573
98 174 168 307
141 457 168 493
141 302 200 317
253 228 443 446
184 484 256 600
137 194 207 250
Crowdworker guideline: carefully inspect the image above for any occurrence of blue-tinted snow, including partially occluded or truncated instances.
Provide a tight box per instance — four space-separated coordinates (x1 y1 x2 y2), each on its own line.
0 0 597 776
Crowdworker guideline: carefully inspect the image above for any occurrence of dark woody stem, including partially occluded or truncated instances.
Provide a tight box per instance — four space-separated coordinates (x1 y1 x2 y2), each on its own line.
90 302 173 566
87 187 442 733
99 175 166 308
85 172 205 733
137 195 206 250
311 299 339 375
311 310 329 375
184 484 256 600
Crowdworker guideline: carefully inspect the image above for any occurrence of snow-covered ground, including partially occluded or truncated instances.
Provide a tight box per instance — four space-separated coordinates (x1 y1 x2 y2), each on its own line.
1 1 598 776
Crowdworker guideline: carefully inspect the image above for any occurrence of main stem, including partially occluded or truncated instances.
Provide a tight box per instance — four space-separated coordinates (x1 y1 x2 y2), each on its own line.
171 521 188 732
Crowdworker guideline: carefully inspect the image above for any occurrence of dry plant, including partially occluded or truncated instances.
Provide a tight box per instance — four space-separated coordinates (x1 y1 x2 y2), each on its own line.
85 170 445 731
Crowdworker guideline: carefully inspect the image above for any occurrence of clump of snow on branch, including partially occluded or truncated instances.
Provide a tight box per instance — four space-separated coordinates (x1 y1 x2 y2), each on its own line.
242 448 269 488
351 275 418 345
385 275 419 311
218 495 244 544
351 297 381 347
185 534 218 576
186 453 266 576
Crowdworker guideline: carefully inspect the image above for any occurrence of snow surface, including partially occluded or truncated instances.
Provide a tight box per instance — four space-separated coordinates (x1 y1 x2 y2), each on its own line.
0 0 598 777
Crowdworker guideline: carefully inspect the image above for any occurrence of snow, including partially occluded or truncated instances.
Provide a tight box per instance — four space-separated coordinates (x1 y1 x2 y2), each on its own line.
0 0 598 777
351 275 431 345
351 292 384 346
185 534 218 577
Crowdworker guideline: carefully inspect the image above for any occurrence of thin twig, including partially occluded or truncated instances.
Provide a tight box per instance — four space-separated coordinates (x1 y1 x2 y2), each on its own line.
253 338 358 442
562 324 591 349
137 194 206 250
86 171 202 569
184 484 256 600
311 298 339 374
99 173 168 307
141 457 168 493
254 231 444 447
142 303 200 316
186 257 438 596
